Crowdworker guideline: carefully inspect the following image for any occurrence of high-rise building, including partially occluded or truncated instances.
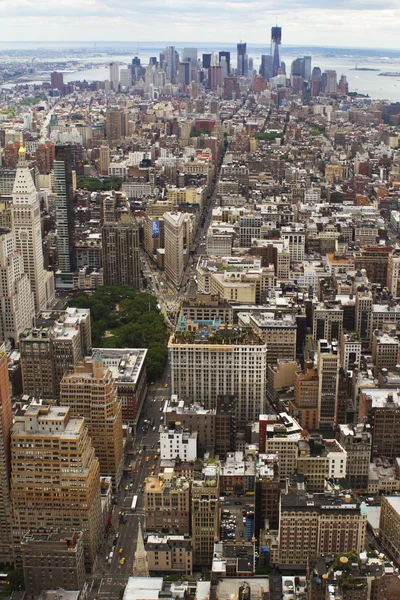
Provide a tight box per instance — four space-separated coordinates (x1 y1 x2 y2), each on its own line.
254 453 280 534
169 323 267 426
260 55 273 81
109 62 119 89
355 286 373 350
237 42 248 77
105 108 129 147
10 402 102 570
36 141 55 174
337 424 371 491
165 46 177 83
0 352 14 565
144 471 190 535
54 145 75 273
219 51 231 74
380 496 400 564
102 214 140 289
50 72 64 91
223 76 240 100
323 70 338 93
21 531 86 598
271 26 282 77
12 147 54 313
191 463 220 566
178 62 190 85
60 355 124 489
0 229 35 346
277 485 366 567
317 340 339 428
358 388 400 460
98 143 110 176
311 67 322 96
182 48 198 64
202 54 212 69
313 302 343 343
289 360 319 431
164 211 186 288
20 307 91 399
210 65 222 91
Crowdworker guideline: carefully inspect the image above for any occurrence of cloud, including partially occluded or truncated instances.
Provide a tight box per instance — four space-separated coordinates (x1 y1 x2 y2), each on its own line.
0 0 399 48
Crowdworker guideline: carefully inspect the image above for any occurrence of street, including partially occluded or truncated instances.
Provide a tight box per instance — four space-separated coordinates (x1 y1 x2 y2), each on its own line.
86 367 170 599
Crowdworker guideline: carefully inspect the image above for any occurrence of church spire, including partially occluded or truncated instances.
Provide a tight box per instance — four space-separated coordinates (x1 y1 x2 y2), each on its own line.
133 520 149 577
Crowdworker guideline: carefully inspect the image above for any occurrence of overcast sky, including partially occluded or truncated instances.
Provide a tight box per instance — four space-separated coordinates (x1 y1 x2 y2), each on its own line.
0 0 399 49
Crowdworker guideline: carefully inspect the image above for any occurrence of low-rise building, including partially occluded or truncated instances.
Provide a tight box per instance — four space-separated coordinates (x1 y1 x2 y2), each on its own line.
145 535 192 575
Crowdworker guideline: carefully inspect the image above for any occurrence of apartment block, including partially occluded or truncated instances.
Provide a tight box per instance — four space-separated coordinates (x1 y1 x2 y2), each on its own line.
102 215 140 289
296 437 347 493
289 360 319 430
144 471 190 535
358 388 400 459
0 351 14 564
337 424 372 492
160 426 197 461
372 330 400 374
191 464 220 566
21 531 86 599
259 413 302 480
247 312 297 364
145 535 192 575
60 356 124 489
10 402 102 571
380 496 400 565
254 453 280 533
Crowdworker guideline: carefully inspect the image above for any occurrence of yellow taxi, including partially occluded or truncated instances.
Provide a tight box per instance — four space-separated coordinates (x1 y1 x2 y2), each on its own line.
165 383 168 388
154 455 158 460
145 456 149 463
119 557 125 565
119 548 123 555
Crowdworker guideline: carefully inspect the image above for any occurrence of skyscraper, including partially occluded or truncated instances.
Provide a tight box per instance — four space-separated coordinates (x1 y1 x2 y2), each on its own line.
165 46 177 83
260 55 273 80
102 214 140 289
50 71 64 91
0 229 35 346
271 26 282 77
164 211 186 288
109 62 119 89
182 48 198 64
60 355 124 490
54 145 75 273
317 340 339 428
0 351 14 565
10 402 102 570
219 51 231 74
237 42 248 77
12 147 54 313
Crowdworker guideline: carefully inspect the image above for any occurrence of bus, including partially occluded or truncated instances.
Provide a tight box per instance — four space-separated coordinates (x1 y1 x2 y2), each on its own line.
131 495 138 512
0 574 8 586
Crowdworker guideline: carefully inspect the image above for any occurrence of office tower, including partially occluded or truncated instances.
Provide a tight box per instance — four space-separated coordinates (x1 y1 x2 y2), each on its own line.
20 308 91 398
54 145 75 273
202 53 211 69
0 352 13 565
302 80 311 105
223 75 240 101
372 330 400 373
10 402 102 570
277 486 366 567
341 332 362 372
237 42 248 77
0 229 35 346
178 62 190 85
290 360 319 430
131 56 142 80
219 51 231 74
210 65 222 91
220 56 228 79
191 463 220 566
36 141 55 174
133 521 149 577
169 324 267 426
182 48 198 64
119 68 132 88
317 340 339 428
323 70 338 93
21 531 86 597
337 424 371 491
355 286 373 350
98 143 110 176
254 454 280 534
12 147 54 314
215 395 236 461
271 26 282 77
164 211 186 288
260 54 273 80
144 471 190 534
102 215 140 288
105 108 125 147
109 61 119 89
313 302 343 343
50 71 64 91
165 46 177 82
311 66 322 96
60 355 124 489
291 57 305 78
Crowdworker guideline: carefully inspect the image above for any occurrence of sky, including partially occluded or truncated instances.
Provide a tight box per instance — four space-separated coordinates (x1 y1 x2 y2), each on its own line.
0 0 400 50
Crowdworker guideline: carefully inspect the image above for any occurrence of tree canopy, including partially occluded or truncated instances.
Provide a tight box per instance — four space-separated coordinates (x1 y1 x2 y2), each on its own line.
68 286 168 382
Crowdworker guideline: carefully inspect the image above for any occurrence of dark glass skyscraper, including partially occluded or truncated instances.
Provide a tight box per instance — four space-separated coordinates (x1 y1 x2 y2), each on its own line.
271 26 282 77
219 51 231 75
237 42 248 77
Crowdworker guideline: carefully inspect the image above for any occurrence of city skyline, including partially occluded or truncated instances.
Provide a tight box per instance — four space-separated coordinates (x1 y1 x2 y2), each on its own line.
0 1 399 50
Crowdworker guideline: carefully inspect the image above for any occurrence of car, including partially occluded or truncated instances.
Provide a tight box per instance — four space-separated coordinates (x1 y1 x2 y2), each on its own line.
152 426 156 431
146 456 149 462
165 383 168 388
119 548 123 555
160 397 164 402
124 486 129 491
150 471 154 476
152 464 156 470
159 407 163 412
119 557 125 565
154 455 158 460
243 517 247 523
